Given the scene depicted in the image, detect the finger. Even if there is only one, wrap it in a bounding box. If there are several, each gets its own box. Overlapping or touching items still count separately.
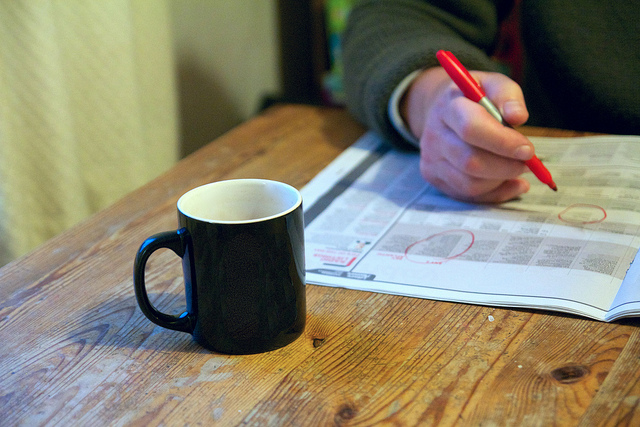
[444,96,534,161]
[426,175,531,204]
[465,179,530,204]
[436,124,530,180]
[480,72,529,127]
[428,172,530,203]
[420,154,530,202]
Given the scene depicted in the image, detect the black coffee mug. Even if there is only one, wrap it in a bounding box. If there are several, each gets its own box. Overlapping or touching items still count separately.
[133,179,306,354]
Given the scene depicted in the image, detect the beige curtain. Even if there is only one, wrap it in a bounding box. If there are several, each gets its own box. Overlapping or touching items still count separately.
[0,1,179,265]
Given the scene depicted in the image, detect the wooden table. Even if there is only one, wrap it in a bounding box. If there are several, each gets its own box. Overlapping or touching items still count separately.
[2,105,640,426]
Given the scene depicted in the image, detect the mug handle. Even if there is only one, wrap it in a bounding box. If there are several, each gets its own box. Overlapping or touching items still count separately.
[133,228,195,333]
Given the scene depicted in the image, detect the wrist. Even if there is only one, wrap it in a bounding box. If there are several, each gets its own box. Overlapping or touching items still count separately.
[388,70,422,147]
[402,67,453,139]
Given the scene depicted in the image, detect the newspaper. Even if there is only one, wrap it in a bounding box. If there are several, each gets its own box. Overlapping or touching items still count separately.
[302,132,640,322]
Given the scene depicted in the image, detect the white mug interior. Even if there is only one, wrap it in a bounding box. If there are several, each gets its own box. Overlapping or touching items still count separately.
[177,179,302,224]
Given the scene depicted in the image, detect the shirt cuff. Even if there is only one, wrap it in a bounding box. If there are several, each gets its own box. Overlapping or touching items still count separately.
[387,69,423,148]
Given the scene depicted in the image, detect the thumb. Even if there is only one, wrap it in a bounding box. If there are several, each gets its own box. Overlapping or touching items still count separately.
[501,99,529,127]
[480,72,529,127]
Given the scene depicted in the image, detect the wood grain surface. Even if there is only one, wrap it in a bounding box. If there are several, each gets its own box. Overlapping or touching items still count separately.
[1,105,640,426]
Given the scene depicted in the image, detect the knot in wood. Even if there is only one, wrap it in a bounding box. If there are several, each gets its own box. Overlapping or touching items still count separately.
[550,365,590,384]
[335,404,357,423]
[312,337,325,348]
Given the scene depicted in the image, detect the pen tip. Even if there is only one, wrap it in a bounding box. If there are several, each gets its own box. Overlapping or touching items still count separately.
[550,183,558,191]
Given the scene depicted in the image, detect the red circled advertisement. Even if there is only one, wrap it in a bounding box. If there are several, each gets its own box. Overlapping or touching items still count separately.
[404,229,475,265]
[558,203,607,225]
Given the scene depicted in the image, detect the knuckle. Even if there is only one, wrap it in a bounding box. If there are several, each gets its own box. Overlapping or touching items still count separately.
[421,128,439,149]
[460,154,483,176]
[419,159,437,182]
[449,98,478,134]
[456,119,474,141]
[458,179,487,199]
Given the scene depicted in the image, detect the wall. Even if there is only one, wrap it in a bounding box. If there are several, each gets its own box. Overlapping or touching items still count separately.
[170,1,282,157]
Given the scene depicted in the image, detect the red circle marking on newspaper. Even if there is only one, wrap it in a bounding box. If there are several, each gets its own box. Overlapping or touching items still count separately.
[558,203,607,225]
[404,229,475,264]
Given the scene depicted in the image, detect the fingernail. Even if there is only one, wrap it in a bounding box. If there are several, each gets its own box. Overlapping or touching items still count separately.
[502,100,526,117]
[518,179,531,194]
[514,145,533,160]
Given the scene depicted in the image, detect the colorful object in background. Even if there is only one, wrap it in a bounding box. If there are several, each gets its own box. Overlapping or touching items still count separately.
[322,0,353,105]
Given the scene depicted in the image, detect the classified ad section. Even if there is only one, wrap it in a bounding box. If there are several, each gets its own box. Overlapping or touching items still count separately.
[302,132,640,321]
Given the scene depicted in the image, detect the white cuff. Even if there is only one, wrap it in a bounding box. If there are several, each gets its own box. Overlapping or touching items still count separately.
[388,69,422,148]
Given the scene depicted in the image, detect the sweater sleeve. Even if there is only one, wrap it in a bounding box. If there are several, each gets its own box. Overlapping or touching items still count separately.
[342,0,512,149]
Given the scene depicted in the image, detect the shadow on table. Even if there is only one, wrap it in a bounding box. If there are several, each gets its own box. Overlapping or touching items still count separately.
[72,284,640,360]
[71,290,210,355]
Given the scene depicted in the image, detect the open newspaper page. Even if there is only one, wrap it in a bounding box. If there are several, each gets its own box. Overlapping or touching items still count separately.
[302,132,640,321]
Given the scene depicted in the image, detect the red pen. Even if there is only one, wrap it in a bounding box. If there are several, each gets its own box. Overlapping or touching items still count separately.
[436,50,557,191]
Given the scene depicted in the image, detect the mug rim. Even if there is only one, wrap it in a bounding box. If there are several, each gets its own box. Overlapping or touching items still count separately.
[177,179,302,225]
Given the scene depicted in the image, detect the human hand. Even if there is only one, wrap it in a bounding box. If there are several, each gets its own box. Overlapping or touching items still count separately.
[401,67,533,203]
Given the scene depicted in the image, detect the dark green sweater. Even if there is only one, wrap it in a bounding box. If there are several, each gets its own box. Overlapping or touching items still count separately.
[343,0,640,147]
